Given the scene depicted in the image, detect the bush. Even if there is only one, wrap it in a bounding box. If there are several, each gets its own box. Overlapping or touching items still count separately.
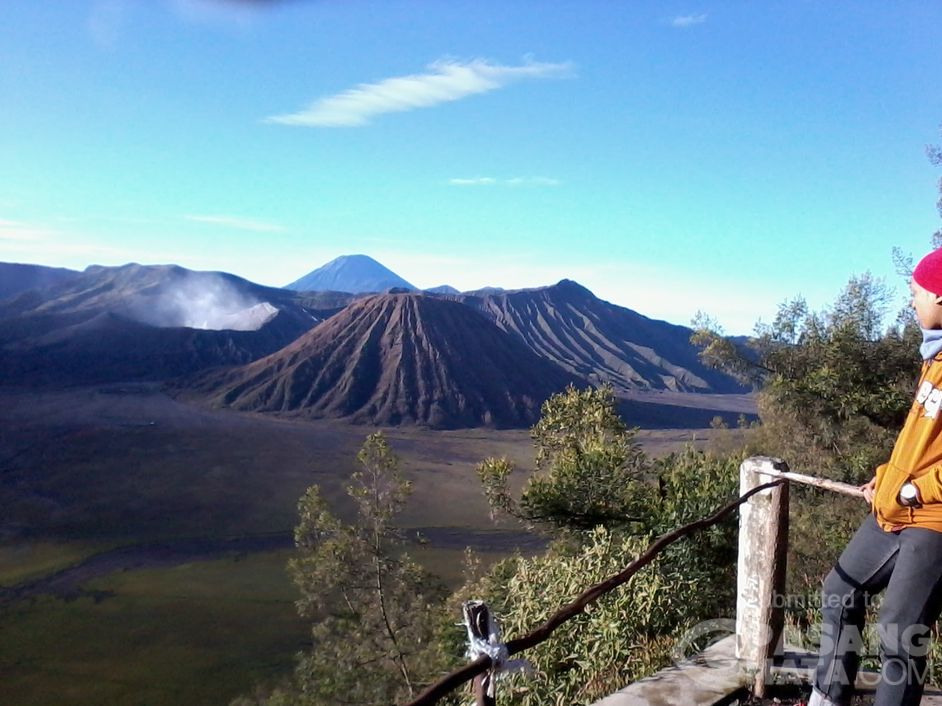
[444,447,743,705]
[693,274,920,482]
[448,529,687,705]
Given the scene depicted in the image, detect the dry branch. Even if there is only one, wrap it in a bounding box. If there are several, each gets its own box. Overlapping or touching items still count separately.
[757,467,863,497]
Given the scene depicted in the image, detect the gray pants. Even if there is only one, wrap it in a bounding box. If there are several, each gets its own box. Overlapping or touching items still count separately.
[812,514,942,706]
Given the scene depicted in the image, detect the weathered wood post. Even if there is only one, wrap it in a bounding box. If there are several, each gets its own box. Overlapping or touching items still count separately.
[737,456,790,697]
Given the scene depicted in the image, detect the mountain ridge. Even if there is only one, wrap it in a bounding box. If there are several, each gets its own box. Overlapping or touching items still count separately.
[192,292,577,428]
[0,262,81,301]
[0,263,322,385]
[0,257,750,427]
[451,279,744,395]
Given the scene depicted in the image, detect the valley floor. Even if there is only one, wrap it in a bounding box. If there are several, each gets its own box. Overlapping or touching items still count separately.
[0,384,752,706]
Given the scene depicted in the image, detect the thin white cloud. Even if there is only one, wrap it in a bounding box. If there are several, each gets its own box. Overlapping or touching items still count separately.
[184,214,286,233]
[0,219,52,241]
[671,13,708,28]
[448,176,560,187]
[0,219,186,265]
[267,58,574,127]
[448,178,498,187]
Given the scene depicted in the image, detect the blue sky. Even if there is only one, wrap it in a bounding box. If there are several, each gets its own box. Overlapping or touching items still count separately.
[1,1,940,333]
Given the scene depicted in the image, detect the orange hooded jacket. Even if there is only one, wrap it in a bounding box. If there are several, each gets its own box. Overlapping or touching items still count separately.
[873,356,942,532]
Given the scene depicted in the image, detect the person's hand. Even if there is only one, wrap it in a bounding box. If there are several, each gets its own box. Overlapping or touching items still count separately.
[860,476,876,505]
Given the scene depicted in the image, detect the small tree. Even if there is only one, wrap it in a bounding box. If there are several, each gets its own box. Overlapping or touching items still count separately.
[692,273,920,481]
[477,385,654,532]
[281,433,445,706]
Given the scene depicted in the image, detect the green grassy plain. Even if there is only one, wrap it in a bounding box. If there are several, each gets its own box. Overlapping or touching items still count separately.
[0,545,520,706]
[1,550,305,706]
[0,541,114,587]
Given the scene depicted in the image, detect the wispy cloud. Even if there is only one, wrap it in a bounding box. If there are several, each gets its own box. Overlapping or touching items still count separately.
[448,177,498,187]
[671,13,708,28]
[266,58,574,127]
[184,214,286,233]
[0,217,185,265]
[448,176,560,188]
[0,219,52,241]
[53,214,158,226]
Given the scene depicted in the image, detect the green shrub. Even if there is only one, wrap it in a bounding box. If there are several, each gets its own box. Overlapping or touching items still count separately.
[444,447,743,706]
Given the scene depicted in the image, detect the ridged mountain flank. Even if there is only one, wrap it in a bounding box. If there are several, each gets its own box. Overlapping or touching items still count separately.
[0,263,80,300]
[456,279,746,394]
[194,293,577,428]
[284,254,416,293]
[0,263,321,385]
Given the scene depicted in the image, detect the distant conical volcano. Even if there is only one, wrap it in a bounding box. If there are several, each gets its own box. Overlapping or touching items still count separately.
[284,254,416,293]
[194,292,576,428]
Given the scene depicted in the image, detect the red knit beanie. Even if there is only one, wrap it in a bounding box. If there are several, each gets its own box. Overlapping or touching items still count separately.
[913,249,942,296]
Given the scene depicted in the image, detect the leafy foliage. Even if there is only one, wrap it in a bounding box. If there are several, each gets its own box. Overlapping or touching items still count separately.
[647,447,742,609]
[251,433,446,706]
[452,448,742,706]
[477,385,652,531]
[452,529,679,706]
[693,273,921,481]
[463,383,745,704]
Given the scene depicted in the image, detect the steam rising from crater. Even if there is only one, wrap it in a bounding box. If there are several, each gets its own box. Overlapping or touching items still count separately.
[129,273,279,331]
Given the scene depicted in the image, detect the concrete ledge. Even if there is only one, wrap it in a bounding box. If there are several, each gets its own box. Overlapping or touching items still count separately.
[590,636,746,706]
[591,642,942,706]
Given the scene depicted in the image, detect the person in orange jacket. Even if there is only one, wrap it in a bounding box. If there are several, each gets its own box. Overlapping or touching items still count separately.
[811,248,942,706]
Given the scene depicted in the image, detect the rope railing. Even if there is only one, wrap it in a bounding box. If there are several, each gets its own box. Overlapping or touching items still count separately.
[401,477,787,706]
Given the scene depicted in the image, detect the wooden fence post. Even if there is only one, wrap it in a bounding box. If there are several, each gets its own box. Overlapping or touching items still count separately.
[464,601,498,706]
[736,456,790,697]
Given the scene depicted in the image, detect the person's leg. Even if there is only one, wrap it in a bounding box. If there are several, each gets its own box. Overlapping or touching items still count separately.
[873,526,942,706]
[810,515,900,706]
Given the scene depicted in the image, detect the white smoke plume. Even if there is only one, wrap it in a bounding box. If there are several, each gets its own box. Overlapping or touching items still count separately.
[128,272,278,331]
